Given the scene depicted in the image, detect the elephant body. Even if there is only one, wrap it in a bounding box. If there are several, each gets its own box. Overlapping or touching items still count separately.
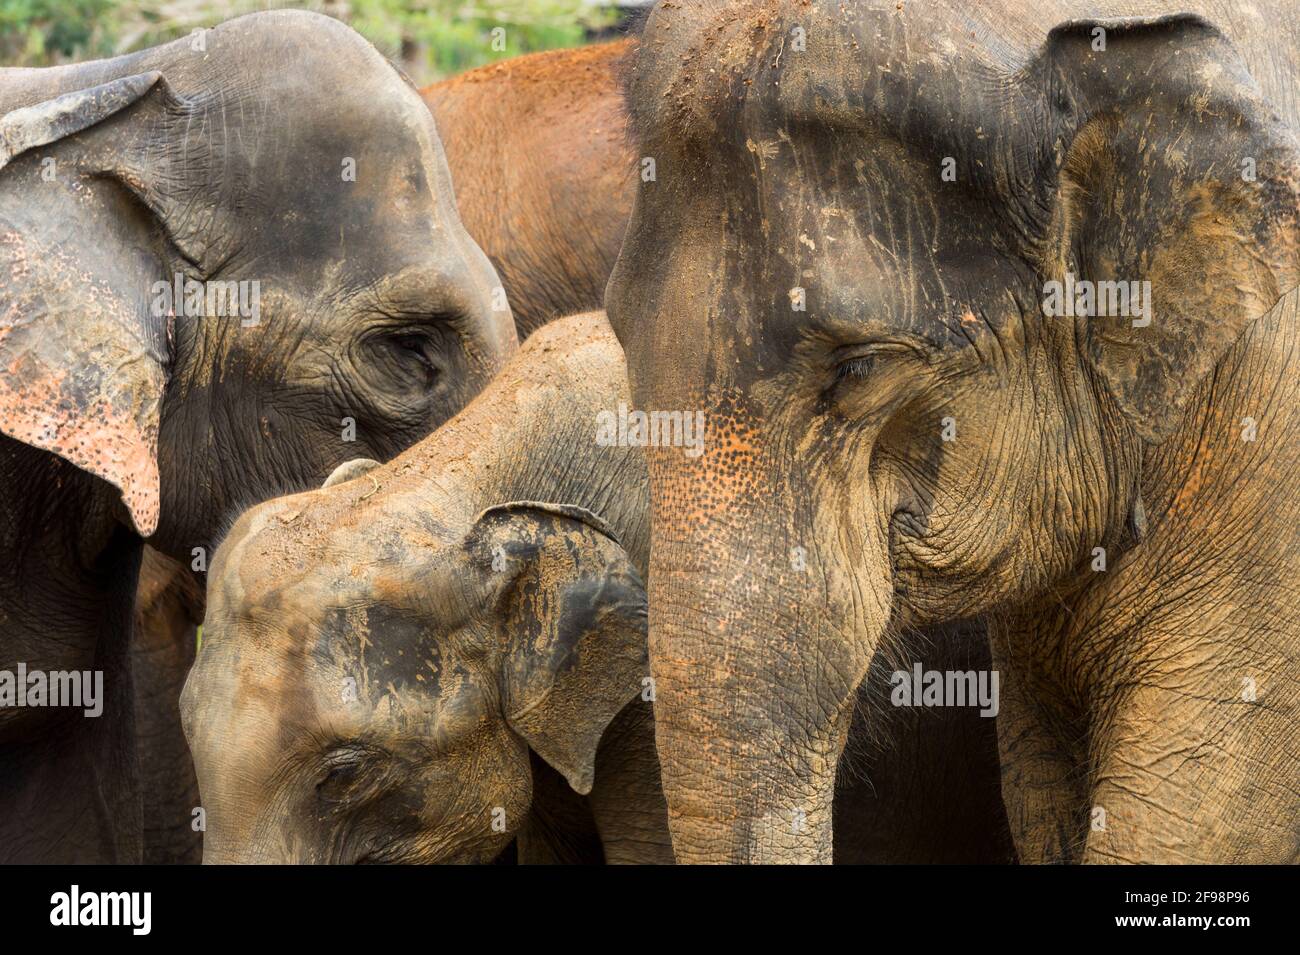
[423,39,637,337]
[0,11,515,862]
[606,0,1299,862]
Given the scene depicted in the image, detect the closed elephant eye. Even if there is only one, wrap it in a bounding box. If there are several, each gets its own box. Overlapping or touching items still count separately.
[315,742,379,803]
[827,341,933,420]
[319,760,359,790]
[386,332,442,386]
[832,341,928,386]
[358,323,451,394]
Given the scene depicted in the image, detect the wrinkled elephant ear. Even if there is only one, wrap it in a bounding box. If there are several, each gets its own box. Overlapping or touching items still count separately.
[0,73,184,535]
[466,502,648,795]
[1037,14,1300,442]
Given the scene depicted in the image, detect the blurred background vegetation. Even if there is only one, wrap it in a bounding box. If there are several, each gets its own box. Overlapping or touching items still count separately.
[0,1,639,83]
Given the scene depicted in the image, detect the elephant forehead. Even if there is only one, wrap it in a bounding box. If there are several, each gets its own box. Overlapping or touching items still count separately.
[625,184,1018,398]
[629,0,1034,154]
[624,8,1043,379]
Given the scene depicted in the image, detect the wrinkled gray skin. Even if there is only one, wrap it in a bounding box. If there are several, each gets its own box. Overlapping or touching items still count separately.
[0,11,515,862]
[608,0,1299,862]
[182,314,1013,864]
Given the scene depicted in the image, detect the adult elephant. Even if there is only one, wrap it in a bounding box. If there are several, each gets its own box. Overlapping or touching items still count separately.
[0,11,515,863]
[423,39,637,336]
[607,0,1299,863]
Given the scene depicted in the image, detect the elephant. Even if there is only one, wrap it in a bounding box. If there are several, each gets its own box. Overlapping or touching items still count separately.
[424,38,637,337]
[180,312,1014,863]
[605,0,1300,862]
[125,34,639,865]
[0,10,516,863]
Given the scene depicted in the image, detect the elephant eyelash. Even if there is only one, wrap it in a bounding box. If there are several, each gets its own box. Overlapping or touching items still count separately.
[835,355,877,382]
[318,761,360,791]
[392,334,435,366]
[316,743,375,785]
[833,341,928,385]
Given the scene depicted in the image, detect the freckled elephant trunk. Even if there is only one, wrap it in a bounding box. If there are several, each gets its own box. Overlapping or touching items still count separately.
[644,459,892,864]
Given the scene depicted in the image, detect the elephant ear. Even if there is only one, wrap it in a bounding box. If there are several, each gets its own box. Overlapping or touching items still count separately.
[0,72,192,535]
[1037,14,1300,443]
[466,502,648,795]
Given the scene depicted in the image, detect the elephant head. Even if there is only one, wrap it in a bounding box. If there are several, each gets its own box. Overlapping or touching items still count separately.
[605,0,1299,861]
[180,314,652,863]
[0,11,515,557]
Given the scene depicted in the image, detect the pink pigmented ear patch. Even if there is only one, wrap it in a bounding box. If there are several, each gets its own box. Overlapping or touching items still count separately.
[0,226,167,538]
[0,367,161,537]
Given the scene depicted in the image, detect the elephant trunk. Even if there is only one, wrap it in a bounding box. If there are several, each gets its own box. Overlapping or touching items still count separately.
[644,454,892,864]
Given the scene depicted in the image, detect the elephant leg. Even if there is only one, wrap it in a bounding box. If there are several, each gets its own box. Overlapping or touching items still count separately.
[988,616,1090,864]
[131,547,203,864]
[1083,652,1298,864]
[588,699,674,864]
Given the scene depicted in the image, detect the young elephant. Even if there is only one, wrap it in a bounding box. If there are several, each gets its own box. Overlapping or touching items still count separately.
[0,11,515,862]
[181,313,668,864]
[181,313,1013,864]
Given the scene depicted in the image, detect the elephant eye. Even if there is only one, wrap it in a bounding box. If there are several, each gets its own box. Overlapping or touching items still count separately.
[374,328,444,389]
[315,743,377,802]
[386,333,441,386]
[832,341,928,387]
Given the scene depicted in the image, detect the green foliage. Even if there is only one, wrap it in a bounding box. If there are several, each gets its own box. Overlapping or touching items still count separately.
[0,1,617,82]
[349,0,615,80]
[0,0,115,63]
